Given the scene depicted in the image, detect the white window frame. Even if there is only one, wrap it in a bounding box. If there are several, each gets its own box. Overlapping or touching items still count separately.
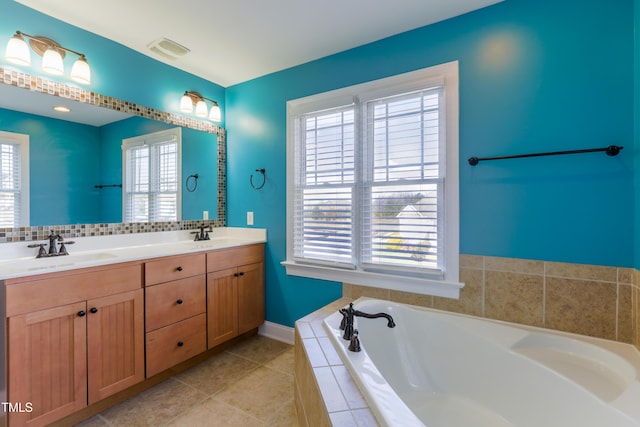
[283,61,462,298]
[0,131,30,227]
[122,127,182,222]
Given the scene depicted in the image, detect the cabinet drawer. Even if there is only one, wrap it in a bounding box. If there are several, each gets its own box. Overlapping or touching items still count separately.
[6,263,143,317]
[145,275,206,331]
[145,313,206,377]
[145,253,206,286]
[207,244,264,272]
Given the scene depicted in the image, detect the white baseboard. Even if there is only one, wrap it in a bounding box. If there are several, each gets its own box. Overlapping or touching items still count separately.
[258,321,295,345]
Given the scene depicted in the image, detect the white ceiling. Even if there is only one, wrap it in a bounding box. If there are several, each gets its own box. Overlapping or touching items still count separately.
[0,84,132,126]
[16,0,502,88]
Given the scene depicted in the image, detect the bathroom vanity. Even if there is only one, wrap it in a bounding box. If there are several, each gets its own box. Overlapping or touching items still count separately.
[0,228,266,427]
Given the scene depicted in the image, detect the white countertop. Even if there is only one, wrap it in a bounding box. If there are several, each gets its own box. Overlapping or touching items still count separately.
[0,227,267,280]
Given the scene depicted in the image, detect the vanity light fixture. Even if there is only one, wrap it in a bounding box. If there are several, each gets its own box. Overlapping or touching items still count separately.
[180,91,221,122]
[4,31,91,85]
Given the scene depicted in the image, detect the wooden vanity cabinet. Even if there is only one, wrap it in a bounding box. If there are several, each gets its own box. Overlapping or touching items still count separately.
[207,244,264,348]
[6,263,144,427]
[144,253,207,377]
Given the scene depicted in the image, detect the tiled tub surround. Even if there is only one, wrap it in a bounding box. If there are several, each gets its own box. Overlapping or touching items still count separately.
[345,255,640,349]
[296,256,640,426]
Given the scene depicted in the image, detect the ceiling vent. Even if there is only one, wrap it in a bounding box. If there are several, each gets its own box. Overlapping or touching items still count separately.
[146,38,190,60]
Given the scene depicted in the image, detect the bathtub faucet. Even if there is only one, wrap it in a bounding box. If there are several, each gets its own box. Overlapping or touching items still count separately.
[339,302,396,342]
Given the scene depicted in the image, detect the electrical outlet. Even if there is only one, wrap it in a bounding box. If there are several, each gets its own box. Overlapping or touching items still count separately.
[247,211,254,226]
[203,210,209,220]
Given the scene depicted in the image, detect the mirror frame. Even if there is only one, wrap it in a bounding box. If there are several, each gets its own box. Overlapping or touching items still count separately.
[0,67,226,243]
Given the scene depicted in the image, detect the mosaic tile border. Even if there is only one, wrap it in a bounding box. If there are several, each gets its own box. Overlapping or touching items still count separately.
[0,69,227,242]
[0,68,225,136]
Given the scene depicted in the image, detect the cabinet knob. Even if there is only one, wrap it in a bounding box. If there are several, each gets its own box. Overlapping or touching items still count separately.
[238,272,245,276]
[90,307,98,314]
[176,266,183,272]
[177,341,184,347]
[176,299,183,305]
[77,310,86,317]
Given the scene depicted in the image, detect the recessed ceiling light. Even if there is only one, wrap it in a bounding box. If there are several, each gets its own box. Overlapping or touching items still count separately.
[53,105,71,113]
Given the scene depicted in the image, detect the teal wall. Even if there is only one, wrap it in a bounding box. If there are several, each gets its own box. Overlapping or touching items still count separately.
[226,0,636,326]
[0,0,225,125]
[1,0,638,328]
[0,107,102,225]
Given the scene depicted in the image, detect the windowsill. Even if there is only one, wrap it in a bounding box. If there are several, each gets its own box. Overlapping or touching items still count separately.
[281,260,464,299]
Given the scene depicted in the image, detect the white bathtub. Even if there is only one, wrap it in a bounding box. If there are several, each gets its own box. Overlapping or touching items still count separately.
[323,298,640,427]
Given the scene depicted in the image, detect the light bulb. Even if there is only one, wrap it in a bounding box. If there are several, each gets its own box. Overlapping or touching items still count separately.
[70,56,91,84]
[41,48,64,75]
[180,93,193,113]
[195,100,208,118]
[208,103,221,122]
[5,33,31,66]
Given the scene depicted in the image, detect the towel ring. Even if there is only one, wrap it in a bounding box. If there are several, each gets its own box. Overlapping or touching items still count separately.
[250,168,266,190]
[186,173,199,192]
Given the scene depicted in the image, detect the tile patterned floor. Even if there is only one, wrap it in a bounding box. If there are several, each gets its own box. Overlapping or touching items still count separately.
[76,336,299,427]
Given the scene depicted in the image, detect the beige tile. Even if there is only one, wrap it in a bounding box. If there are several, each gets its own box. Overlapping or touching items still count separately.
[484,271,543,327]
[546,261,617,282]
[618,268,634,285]
[343,283,353,298]
[175,351,259,395]
[264,346,295,376]
[100,378,207,426]
[73,415,109,427]
[350,285,390,300]
[459,254,483,269]
[227,335,291,365]
[216,366,294,421]
[545,277,617,340]
[433,267,483,316]
[167,397,264,427]
[618,284,633,343]
[485,256,544,275]
[389,290,433,308]
[267,399,300,426]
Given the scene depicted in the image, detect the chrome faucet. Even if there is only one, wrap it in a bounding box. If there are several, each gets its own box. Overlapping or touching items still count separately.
[191,225,211,241]
[27,231,75,258]
[339,302,396,352]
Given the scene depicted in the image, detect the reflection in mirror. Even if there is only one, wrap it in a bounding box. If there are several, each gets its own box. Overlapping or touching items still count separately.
[0,82,221,227]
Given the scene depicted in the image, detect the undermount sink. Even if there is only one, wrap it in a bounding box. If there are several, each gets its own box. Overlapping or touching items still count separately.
[25,252,118,271]
[182,237,242,249]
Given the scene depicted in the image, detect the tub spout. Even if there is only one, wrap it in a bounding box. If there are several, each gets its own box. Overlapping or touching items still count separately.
[339,302,396,341]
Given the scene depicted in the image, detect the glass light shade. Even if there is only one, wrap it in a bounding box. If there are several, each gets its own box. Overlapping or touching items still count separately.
[70,57,91,84]
[195,100,208,118]
[179,94,193,113]
[208,104,222,122]
[5,34,31,66]
[41,48,64,75]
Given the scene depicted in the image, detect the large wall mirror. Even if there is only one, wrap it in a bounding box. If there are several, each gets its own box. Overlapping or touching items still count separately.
[0,75,225,231]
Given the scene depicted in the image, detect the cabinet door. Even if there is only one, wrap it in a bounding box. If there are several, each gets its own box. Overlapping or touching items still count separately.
[86,289,145,404]
[8,302,87,427]
[207,268,238,348]
[238,262,265,334]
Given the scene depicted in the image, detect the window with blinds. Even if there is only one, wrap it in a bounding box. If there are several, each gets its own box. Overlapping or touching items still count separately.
[286,63,459,286]
[0,131,29,228]
[122,128,181,222]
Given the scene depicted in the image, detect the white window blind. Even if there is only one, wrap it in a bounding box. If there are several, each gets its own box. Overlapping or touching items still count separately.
[286,62,460,291]
[123,128,181,222]
[294,105,356,268]
[0,131,29,228]
[362,88,444,274]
